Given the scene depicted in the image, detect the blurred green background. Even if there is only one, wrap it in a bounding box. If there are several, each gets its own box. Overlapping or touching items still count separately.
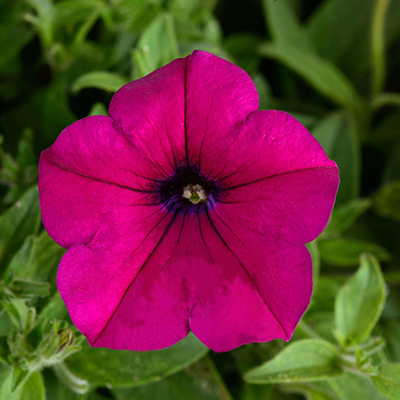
[1,0,400,399]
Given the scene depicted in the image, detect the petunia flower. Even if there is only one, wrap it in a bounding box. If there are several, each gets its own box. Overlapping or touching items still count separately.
[38,50,339,352]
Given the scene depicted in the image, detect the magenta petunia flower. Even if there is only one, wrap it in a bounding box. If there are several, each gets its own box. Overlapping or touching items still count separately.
[38,50,339,352]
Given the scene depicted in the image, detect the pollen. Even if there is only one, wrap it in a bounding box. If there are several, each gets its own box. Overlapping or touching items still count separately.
[182,183,208,204]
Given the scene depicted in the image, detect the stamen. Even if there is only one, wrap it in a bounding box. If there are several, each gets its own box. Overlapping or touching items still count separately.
[182,184,208,204]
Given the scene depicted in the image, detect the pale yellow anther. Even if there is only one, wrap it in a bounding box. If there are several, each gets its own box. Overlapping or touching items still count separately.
[182,184,208,204]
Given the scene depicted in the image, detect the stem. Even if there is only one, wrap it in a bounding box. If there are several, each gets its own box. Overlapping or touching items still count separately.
[296,320,323,340]
[371,92,400,110]
[326,270,400,285]
[371,0,392,96]
[52,362,89,395]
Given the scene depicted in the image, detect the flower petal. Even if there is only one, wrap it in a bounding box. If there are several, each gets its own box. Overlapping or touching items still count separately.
[208,110,338,186]
[197,206,313,351]
[57,209,186,349]
[83,210,305,352]
[39,115,161,248]
[109,58,187,170]
[219,167,339,244]
[185,50,259,166]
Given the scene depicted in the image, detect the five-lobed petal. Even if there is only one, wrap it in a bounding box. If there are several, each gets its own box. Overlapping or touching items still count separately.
[39,50,339,352]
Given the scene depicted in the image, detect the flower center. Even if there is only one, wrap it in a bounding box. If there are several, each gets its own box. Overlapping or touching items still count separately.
[157,165,219,214]
[182,183,208,204]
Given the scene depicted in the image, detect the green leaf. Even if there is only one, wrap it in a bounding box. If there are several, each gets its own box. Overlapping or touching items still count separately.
[262,0,313,50]
[335,254,386,344]
[0,364,9,389]
[39,292,69,321]
[252,73,273,110]
[132,13,179,79]
[372,363,400,400]
[10,365,29,393]
[244,339,342,384]
[1,77,76,141]
[71,71,129,94]
[88,102,108,116]
[0,24,33,71]
[306,240,320,294]
[0,186,40,269]
[42,368,84,400]
[282,384,336,400]
[0,312,13,337]
[318,238,390,266]
[312,111,360,204]
[9,280,49,298]
[306,0,400,83]
[0,370,44,400]
[6,230,65,287]
[54,0,105,25]
[383,141,400,183]
[305,0,374,64]
[26,230,65,283]
[311,371,389,400]
[52,362,89,395]
[65,332,208,388]
[113,356,233,400]
[373,181,400,221]
[326,199,371,234]
[25,0,55,49]
[4,300,28,329]
[257,43,362,112]
[167,0,218,25]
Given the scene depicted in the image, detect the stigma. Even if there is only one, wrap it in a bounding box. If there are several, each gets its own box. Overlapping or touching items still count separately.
[182,184,208,204]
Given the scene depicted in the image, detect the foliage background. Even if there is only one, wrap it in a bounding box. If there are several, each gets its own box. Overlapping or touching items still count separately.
[1,0,400,399]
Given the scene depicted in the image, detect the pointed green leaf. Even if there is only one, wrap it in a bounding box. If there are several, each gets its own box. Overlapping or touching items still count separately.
[132,13,179,78]
[257,43,362,112]
[326,199,371,234]
[372,363,400,400]
[113,357,233,400]
[10,366,29,393]
[88,102,108,116]
[373,181,400,221]
[306,240,320,294]
[252,73,273,110]
[71,71,129,94]
[10,280,50,298]
[25,0,55,49]
[0,370,44,400]
[306,0,400,82]
[167,0,218,24]
[0,24,33,71]
[4,300,28,329]
[312,112,360,204]
[6,230,65,286]
[54,0,105,25]
[65,332,207,388]
[311,371,388,400]
[335,254,386,343]
[0,186,40,269]
[262,0,313,50]
[244,339,342,384]
[319,238,390,266]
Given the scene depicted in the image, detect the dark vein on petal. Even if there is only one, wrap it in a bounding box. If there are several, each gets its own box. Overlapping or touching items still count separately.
[162,209,188,269]
[92,207,182,345]
[120,202,160,207]
[47,159,157,194]
[197,207,214,263]
[121,168,158,182]
[210,207,244,246]
[204,206,289,338]
[184,57,189,165]
[221,166,336,191]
